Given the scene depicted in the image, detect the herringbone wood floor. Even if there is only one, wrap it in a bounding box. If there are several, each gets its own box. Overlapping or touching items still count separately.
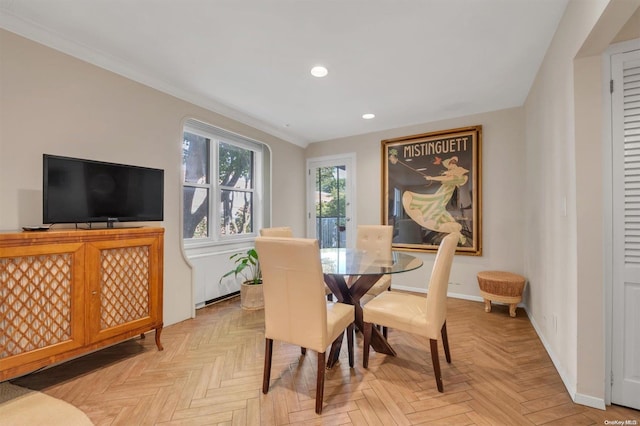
[11,296,640,425]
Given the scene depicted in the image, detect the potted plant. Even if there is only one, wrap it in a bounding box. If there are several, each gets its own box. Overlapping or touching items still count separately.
[220,248,263,310]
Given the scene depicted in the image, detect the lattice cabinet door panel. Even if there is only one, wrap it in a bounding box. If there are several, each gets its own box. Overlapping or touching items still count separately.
[85,236,163,345]
[0,243,85,378]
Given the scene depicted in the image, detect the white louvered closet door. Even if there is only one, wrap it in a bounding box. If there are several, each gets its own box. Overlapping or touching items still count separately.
[612,46,640,410]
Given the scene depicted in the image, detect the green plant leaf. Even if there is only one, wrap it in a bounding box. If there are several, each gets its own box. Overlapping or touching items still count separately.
[219,247,261,284]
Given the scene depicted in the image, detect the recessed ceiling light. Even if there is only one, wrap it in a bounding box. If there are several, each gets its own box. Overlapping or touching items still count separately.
[310,66,328,78]
[362,113,375,120]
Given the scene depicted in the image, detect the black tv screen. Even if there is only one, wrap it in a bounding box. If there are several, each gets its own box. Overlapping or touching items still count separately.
[43,154,164,226]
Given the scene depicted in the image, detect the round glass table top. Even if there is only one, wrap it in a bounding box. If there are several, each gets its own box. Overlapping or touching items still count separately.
[320,248,423,276]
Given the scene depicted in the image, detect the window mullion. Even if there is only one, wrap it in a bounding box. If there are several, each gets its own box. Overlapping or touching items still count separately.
[185,183,210,189]
[219,186,254,193]
[211,138,219,242]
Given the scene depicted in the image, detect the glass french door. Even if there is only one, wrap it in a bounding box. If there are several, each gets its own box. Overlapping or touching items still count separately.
[306,155,355,248]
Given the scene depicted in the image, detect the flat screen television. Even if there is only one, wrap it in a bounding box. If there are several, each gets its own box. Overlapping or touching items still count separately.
[43,154,164,227]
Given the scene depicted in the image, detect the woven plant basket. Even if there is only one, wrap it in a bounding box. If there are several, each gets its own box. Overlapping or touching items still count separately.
[240,281,264,310]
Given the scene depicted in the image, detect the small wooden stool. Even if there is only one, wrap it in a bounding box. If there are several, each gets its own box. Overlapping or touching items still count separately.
[477,271,526,317]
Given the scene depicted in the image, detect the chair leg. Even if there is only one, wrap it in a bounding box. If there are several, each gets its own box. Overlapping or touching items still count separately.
[347,323,355,368]
[263,338,273,394]
[441,321,451,363]
[429,339,443,392]
[316,352,326,414]
[301,347,307,355]
[384,285,392,339]
[363,322,373,368]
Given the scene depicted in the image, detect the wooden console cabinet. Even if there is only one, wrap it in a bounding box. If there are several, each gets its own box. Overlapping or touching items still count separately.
[0,227,163,381]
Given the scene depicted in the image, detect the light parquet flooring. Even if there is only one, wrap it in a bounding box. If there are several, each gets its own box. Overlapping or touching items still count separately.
[11,296,640,425]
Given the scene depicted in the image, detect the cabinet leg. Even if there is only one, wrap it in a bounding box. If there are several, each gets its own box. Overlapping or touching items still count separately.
[155,326,164,351]
[509,304,517,318]
[484,299,492,313]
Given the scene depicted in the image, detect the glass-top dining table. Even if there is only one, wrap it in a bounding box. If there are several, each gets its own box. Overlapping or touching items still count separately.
[320,248,424,368]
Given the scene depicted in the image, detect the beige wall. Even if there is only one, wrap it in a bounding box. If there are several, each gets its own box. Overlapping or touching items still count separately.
[575,1,640,405]
[0,29,306,326]
[524,0,639,407]
[306,107,526,299]
[575,53,606,404]
[523,0,606,404]
[611,3,640,43]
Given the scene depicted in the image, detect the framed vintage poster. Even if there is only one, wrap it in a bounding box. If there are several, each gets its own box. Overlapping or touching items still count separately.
[381,125,482,255]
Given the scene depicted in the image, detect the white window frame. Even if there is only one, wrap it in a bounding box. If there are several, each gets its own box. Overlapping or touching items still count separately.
[182,119,268,248]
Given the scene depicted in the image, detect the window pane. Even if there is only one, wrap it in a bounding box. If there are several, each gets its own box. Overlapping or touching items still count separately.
[183,187,209,238]
[183,132,209,184]
[218,142,253,189]
[219,190,253,235]
[315,166,347,248]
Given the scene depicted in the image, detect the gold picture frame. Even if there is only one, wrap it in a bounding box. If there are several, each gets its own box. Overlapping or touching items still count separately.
[382,125,482,255]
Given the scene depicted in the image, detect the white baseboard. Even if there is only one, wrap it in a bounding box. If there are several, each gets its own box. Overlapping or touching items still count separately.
[446,292,484,303]
[523,306,606,411]
[575,393,606,410]
[393,284,486,301]
[391,284,429,294]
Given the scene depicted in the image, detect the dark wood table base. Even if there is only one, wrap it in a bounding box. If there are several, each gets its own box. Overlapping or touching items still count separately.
[323,273,396,368]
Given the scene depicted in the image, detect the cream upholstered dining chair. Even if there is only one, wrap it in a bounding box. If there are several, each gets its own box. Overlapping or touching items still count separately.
[362,232,459,393]
[255,236,355,414]
[355,225,393,304]
[260,226,335,300]
[259,226,293,237]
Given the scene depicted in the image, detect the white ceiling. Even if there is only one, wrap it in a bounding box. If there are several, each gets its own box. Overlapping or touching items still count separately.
[0,0,568,147]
